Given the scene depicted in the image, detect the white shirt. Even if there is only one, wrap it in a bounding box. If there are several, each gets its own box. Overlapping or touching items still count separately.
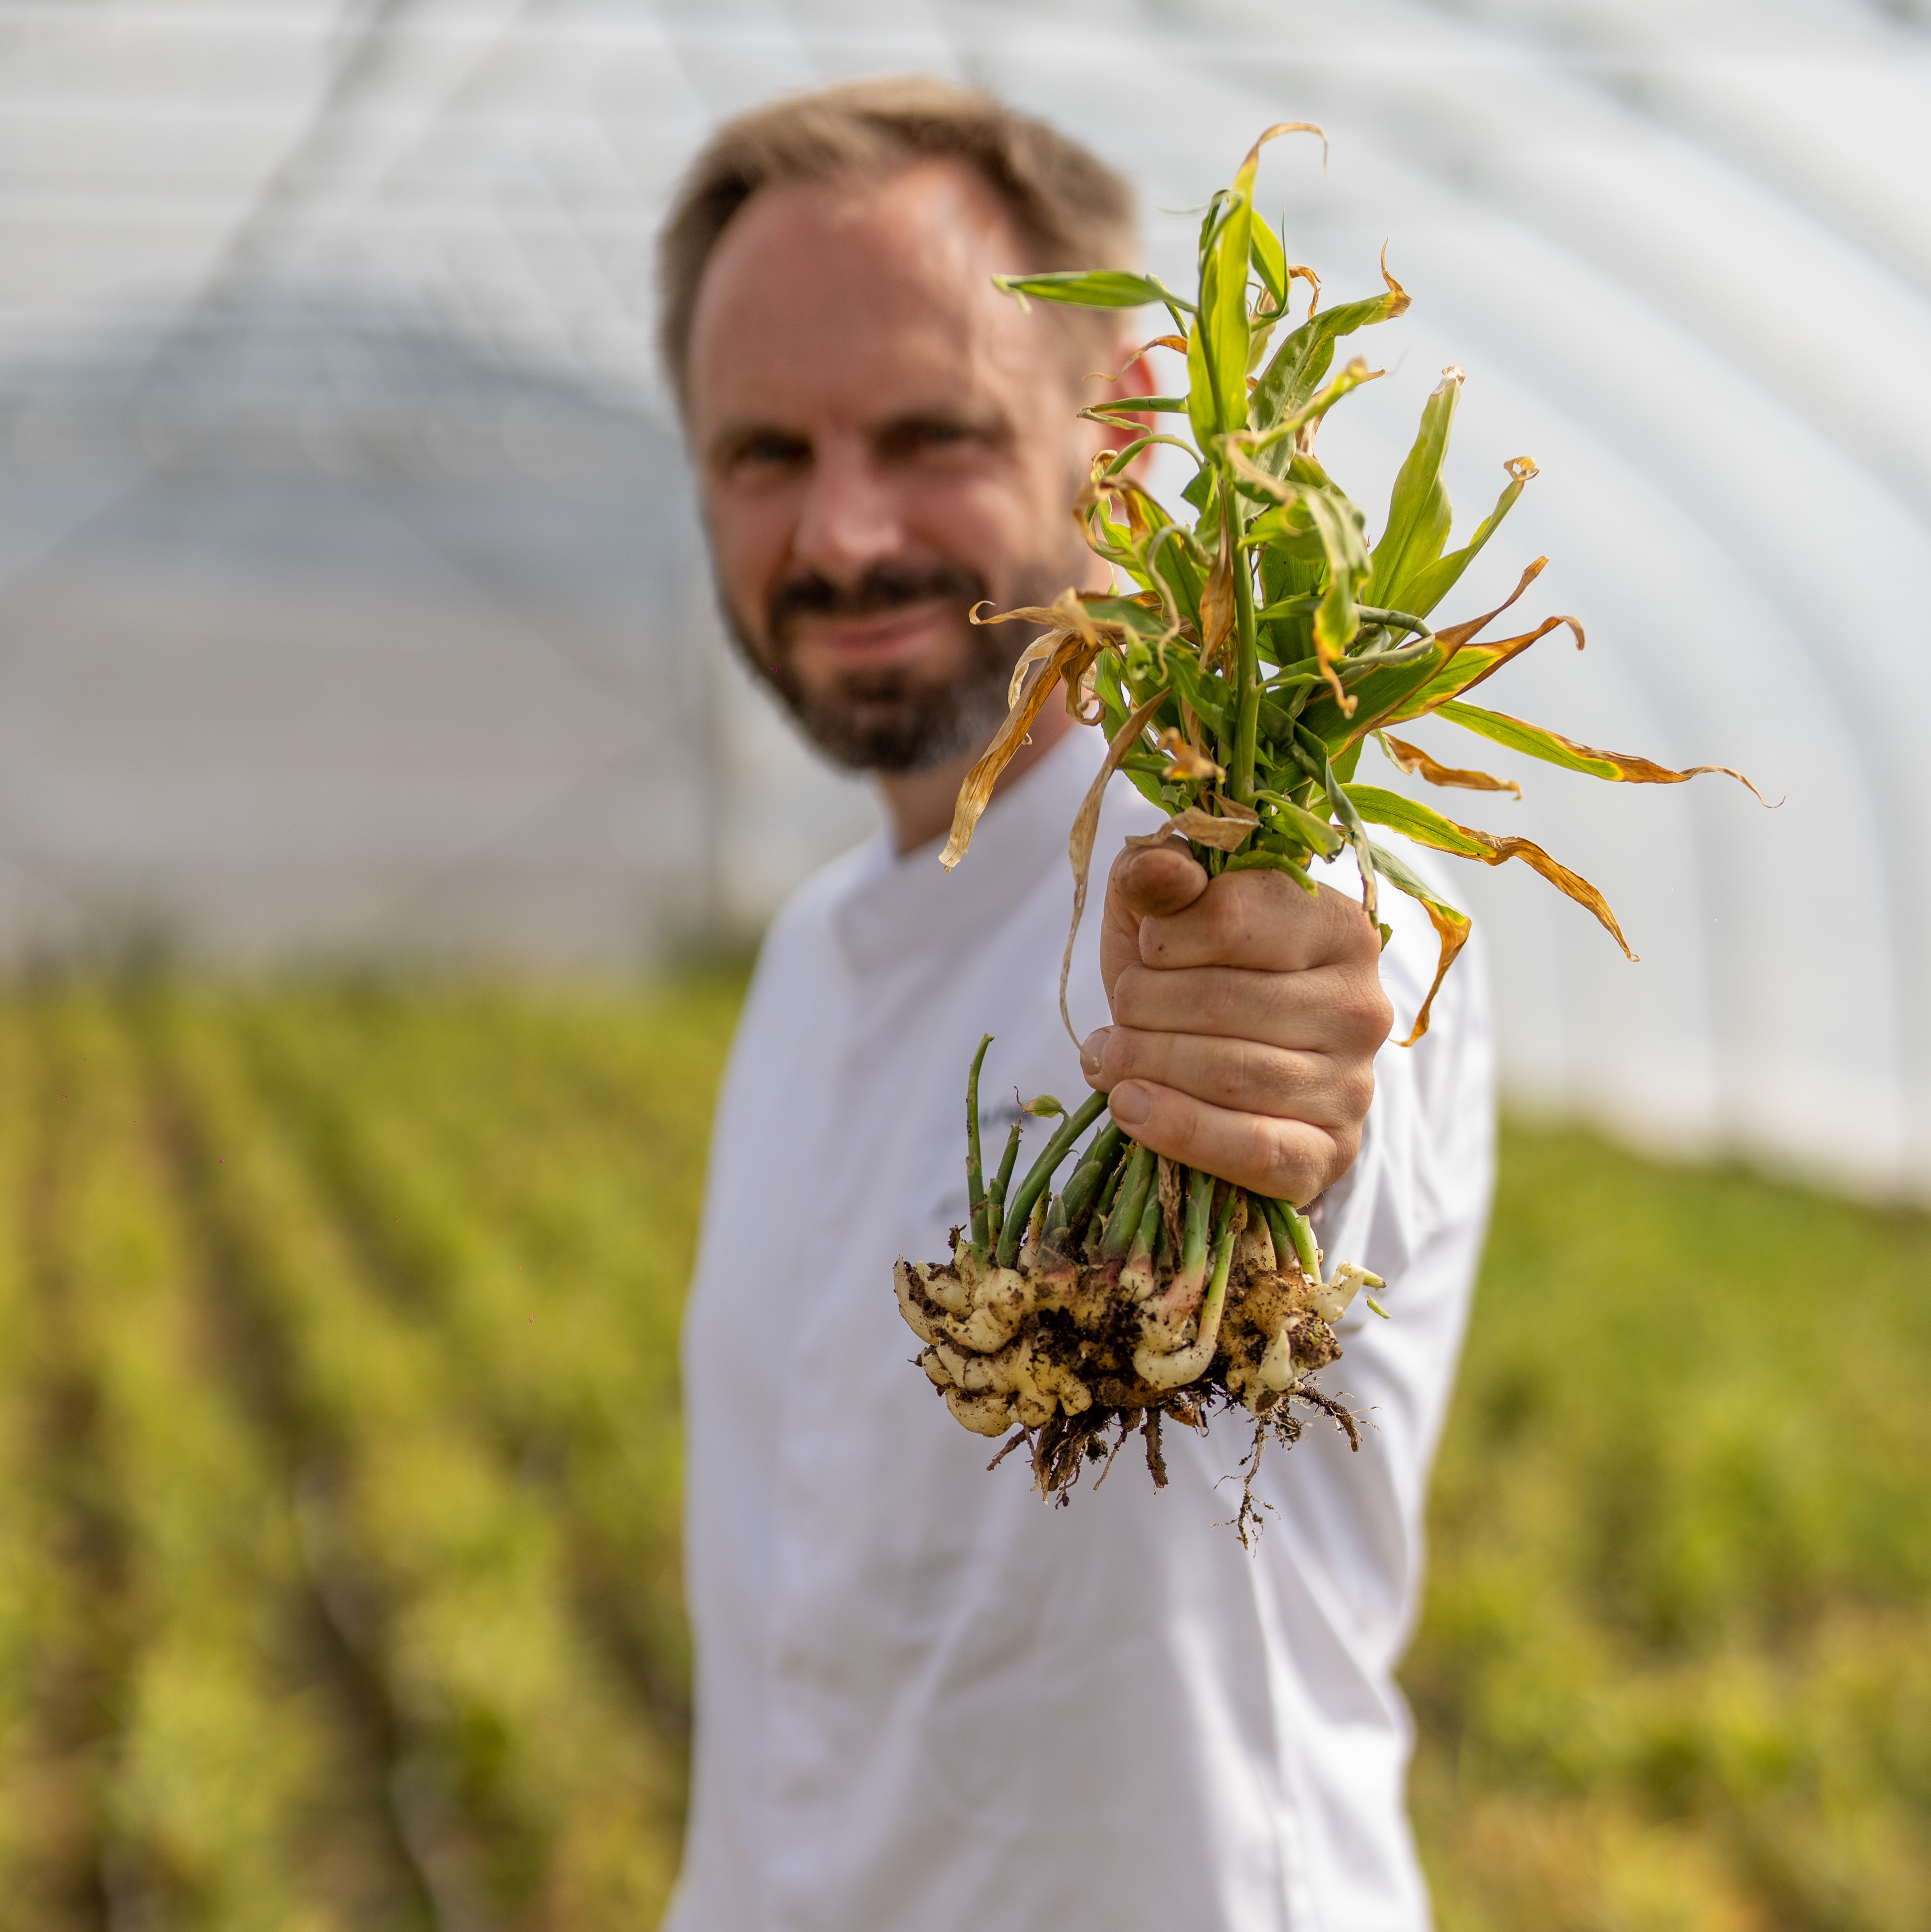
[668,723,1495,1932]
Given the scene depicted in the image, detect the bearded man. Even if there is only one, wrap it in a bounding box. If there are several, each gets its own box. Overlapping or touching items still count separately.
[660,76,1493,1932]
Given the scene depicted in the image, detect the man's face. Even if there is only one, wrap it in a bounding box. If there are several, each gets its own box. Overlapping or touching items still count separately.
[685,161,1110,772]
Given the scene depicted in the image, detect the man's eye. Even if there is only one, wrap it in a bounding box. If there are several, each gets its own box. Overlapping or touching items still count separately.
[881,420,977,463]
[733,434,809,473]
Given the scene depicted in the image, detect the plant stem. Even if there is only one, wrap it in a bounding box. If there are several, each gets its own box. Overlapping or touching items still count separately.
[995,1088,1109,1268]
[1128,1189,1160,1268]
[1263,1196,1321,1280]
[966,1035,997,1259]
[1084,1153,1129,1258]
[965,1034,993,1258]
[1181,1166,1215,1287]
[1228,486,1261,806]
[985,1118,1023,1247]
[1099,1141,1157,1263]
[1060,1121,1126,1233]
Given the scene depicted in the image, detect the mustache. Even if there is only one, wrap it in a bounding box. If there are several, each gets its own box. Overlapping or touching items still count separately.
[766,560,989,640]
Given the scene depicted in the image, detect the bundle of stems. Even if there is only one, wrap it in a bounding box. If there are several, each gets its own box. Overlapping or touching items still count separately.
[895,125,1759,1524]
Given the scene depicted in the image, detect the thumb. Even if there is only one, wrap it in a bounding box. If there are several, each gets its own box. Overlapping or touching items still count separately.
[1108,835,1208,924]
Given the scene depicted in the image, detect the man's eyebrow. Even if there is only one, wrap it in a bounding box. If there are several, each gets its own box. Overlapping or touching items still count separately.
[872,404,1012,450]
[707,419,809,466]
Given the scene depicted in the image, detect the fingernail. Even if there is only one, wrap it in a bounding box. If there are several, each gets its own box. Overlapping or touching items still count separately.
[1080,1027,1112,1077]
[1110,1081,1151,1127]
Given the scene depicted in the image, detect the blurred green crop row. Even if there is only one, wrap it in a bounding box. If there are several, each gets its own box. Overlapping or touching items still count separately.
[1410,1122,1931,1931]
[0,973,1922,1931]
[0,975,738,1931]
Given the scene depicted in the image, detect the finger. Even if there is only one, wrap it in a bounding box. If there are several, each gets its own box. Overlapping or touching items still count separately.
[1108,838,1208,923]
[1137,870,1381,974]
[1107,961,1394,1055]
[1083,1023,1374,1131]
[1106,1078,1357,1205]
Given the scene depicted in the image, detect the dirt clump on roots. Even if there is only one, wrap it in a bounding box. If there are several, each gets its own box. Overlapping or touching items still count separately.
[895,1167,1374,1541]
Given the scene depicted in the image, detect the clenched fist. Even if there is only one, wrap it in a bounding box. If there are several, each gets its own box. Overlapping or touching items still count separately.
[1080,837,1394,1206]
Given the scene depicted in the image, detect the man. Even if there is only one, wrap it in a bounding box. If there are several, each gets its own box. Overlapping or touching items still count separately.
[663,77,1493,1932]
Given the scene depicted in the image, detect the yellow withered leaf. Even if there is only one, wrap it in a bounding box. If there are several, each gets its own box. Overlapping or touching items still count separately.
[1403,897,1473,1045]
[942,629,1094,872]
[1483,832,1638,960]
[1432,556,1551,652]
[1153,800,1260,851]
[1378,731,1522,799]
[1348,785,1638,961]
[1157,727,1223,782]
[1088,333,1190,384]
[1199,528,1236,659]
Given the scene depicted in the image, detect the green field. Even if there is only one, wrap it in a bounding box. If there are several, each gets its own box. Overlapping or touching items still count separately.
[0,976,1921,1931]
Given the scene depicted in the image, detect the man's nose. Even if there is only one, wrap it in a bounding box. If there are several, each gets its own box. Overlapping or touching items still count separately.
[789,443,907,581]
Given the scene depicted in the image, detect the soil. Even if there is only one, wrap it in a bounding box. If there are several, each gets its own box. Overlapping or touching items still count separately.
[894,1227,1362,1541]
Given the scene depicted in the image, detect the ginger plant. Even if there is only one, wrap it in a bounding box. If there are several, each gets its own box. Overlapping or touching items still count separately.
[893,125,1760,1524]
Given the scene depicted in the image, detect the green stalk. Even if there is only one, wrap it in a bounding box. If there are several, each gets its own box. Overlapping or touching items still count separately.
[1227,487,1262,807]
[1083,1153,1130,1258]
[1098,1141,1157,1263]
[995,1089,1109,1268]
[1263,1196,1321,1280]
[1195,1219,1238,1356]
[1128,1189,1160,1268]
[965,1034,993,1258]
[1181,1167,1216,1288]
[1060,1121,1126,1232]
[984,1119,1023,1248]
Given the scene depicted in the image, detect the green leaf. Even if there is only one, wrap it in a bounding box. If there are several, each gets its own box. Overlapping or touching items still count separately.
[1248,258,1410,447]
[992,270,1188,311]
[1437,702,1768,799]
[1085,396,1190,415]
[1257,790,1345,858]
[1251,214,1289,313]
[1299,484,1371,664]
[1392,458,1538,618]
[1344,784,1491,857]
[1207,189,1259,435]
[1164,650,1235,742]
[1292,727,1377,921]
[1363,369,1460,608]
[1187,318,1220,453]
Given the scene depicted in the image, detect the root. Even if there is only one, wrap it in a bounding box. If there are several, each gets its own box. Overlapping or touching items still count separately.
[1143,1408,1168,1489]
[1294,1382,1363,1452]
[897,1179,1371,1537]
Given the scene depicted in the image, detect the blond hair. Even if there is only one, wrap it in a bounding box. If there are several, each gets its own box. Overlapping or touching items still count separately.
[657,75,1138,405]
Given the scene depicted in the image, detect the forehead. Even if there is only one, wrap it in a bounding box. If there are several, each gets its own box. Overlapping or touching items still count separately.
[685,160,1068,433]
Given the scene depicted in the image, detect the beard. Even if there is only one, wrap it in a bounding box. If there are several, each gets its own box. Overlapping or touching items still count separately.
[722,555,1075,775]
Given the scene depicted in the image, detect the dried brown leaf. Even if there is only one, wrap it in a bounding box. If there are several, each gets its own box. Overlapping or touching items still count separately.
[1157,727,1223,782]
[1059,688,1171,1040]
[1431,556,1551,653]
[1378,731,1522,799]
[1200,528,1236,658]
[1481,833,1639,960]
[942,630,1091,872]
[1400,896,1473,1046]
[1161,801,1259,851]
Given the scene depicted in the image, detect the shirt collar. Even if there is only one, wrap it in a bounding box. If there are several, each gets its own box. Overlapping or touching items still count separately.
[831,724,1105,975]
